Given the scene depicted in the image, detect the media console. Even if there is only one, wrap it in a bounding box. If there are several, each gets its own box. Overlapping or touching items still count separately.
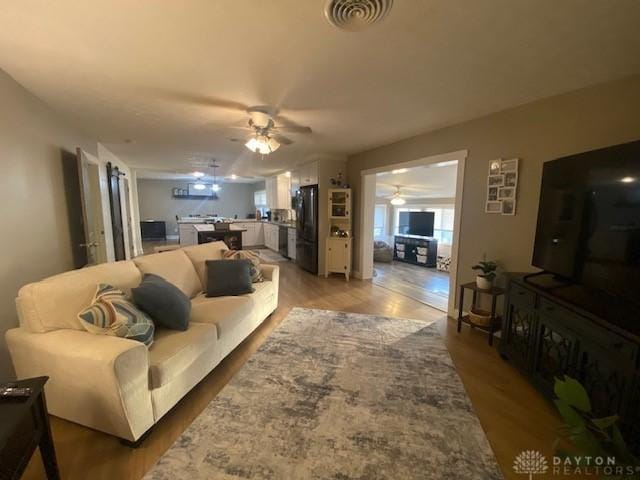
[500,274,640,454]
[393,234,437,268]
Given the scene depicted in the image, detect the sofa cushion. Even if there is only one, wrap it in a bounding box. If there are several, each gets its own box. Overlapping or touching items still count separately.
[205,259,254,297]
[148,323,218,388]
[78,284,155,346]
[133,250,202,299]
[132,274,191,331]
[222,250,264,283]
[16,260,141,333]
[182,241,229,288]
[190,294,254,335]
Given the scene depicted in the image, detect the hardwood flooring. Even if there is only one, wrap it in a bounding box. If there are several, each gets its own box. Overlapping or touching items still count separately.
[372,260,449,311]
[22,260,561,480]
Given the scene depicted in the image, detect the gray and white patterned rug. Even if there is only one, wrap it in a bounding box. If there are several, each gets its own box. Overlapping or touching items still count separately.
[145,308,502,480]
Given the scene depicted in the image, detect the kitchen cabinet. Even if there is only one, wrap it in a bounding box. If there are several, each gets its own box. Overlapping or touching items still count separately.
[295,162,318,187]
[231,222,265,247]
[266,174,291,209]
[288,228,296,260]
[178,224,198,247]
[264,223,279,251]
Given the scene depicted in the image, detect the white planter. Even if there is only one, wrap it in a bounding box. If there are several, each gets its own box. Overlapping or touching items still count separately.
[476,275,493,290]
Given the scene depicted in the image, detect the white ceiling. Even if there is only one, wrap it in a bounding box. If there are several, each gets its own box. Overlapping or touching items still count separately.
[1,1,639,178]
[376,162,458,199]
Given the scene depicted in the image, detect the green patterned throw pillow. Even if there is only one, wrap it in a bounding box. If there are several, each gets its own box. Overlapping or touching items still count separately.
[222,250,264,283]
[78,284,155,346]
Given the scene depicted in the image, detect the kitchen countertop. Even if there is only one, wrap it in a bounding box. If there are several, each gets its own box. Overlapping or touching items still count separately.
[177,218,296,229]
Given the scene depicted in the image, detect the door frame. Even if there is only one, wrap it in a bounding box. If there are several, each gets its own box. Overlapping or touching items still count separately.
[358,149,467,317]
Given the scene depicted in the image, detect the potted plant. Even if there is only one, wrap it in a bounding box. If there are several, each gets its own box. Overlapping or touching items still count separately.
[472,260,498,289]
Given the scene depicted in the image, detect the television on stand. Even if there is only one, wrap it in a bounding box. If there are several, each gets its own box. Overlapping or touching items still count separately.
[530,139,640,327]
[398,211,435,237]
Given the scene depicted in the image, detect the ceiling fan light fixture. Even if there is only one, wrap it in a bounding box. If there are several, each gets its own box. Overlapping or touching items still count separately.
[211,183,220,192]
[390,185,406,205]
[245,135,279,155]
[193,182,206,191]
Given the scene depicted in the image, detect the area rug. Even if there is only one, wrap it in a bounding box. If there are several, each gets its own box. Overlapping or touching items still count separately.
[254,248,289,263]
[145,308,502,480]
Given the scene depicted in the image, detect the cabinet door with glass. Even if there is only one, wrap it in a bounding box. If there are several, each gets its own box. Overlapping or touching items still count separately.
[329,189,351,219]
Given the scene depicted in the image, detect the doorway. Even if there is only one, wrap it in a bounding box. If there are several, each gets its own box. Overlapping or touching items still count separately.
[77,148,108,266]
[358,150,466,316]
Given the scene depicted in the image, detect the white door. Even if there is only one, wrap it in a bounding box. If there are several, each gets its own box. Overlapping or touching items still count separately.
[77,149,108,265]
[121,177,135,258]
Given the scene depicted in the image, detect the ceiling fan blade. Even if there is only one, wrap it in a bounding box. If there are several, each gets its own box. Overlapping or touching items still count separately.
[273,114,313,134]
[150,89,249,111]
[272,134,294,145]
[274,125,312,134]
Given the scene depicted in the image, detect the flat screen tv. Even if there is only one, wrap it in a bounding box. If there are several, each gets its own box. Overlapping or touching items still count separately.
[399,211,434,237]
[532,139,640,320]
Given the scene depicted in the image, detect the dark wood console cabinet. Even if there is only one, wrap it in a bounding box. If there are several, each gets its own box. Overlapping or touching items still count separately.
[501,275,640,453]
[393,235,437,268]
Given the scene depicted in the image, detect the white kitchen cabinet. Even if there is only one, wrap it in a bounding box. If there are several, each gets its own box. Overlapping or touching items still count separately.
[265,174,291,209]
[255,222,265,245]
[297,162,318,187]
[178,224,198,247]
[287,228,296,260]
[263,223,279,251]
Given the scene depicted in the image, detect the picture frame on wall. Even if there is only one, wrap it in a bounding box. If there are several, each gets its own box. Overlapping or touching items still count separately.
[488,159,502,175]
[488,174,505,187]
[502,199,516,215]
[487,186,499,201]
[504,171,518,187]
[485,201,502,214]
[498,187,515,199]
[501,158,519,173]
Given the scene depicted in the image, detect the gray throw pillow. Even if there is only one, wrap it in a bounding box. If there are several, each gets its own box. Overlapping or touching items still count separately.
[206,259,255,297]
[132,274,191,331]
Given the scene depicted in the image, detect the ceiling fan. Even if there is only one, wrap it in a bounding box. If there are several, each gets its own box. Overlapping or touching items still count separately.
[232,106,312,155]
[389,185,406,206]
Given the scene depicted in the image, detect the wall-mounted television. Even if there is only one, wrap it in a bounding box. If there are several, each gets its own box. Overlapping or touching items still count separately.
[532,139,640,319]
[399,211,434,237]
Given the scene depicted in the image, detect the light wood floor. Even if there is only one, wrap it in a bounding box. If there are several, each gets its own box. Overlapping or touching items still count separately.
[23,260,561,480]
[373,261,450,311]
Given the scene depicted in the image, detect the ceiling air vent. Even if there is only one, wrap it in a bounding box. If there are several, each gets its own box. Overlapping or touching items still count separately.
[324,0,393,31]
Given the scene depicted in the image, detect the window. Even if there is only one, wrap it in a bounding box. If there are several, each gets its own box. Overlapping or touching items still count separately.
[374,205,387,238]
[394,205,455,245]
[254,190,267,207]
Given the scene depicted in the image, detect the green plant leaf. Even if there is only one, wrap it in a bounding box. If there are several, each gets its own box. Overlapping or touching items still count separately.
[591,415,619,430]
[554,399,586,429]
[554,376,592,412]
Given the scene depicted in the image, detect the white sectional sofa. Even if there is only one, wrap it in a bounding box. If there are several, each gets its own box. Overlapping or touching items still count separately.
[5,242,279,442]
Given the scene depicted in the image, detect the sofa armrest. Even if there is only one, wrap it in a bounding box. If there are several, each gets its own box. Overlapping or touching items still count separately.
[259,264,279,283]
[259,264,279,308]
[5,328,154,441]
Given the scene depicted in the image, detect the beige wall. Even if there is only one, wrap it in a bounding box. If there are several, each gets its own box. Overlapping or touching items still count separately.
[0,69,96,378]
[137,179,259,236]
[348,75,640,305]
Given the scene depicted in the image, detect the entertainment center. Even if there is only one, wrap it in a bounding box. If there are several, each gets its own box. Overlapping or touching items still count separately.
[499,139,640,454]
[393,211,438,268]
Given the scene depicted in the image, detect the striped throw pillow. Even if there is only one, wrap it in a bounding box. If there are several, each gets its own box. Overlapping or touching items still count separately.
[78,284,155,346]
[222,250,264,283]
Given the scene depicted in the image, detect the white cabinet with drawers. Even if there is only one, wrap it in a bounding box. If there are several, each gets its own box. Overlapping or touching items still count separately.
[287,228,296,260]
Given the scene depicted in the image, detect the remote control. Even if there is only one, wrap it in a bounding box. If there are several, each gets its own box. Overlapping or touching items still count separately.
[0,386,32,398]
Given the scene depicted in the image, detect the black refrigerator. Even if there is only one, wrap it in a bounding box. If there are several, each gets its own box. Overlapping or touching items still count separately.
[295,185,319,274]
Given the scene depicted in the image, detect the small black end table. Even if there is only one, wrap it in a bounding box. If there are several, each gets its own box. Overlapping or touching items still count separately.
[0,376,60,480]
[457,282,505,346]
